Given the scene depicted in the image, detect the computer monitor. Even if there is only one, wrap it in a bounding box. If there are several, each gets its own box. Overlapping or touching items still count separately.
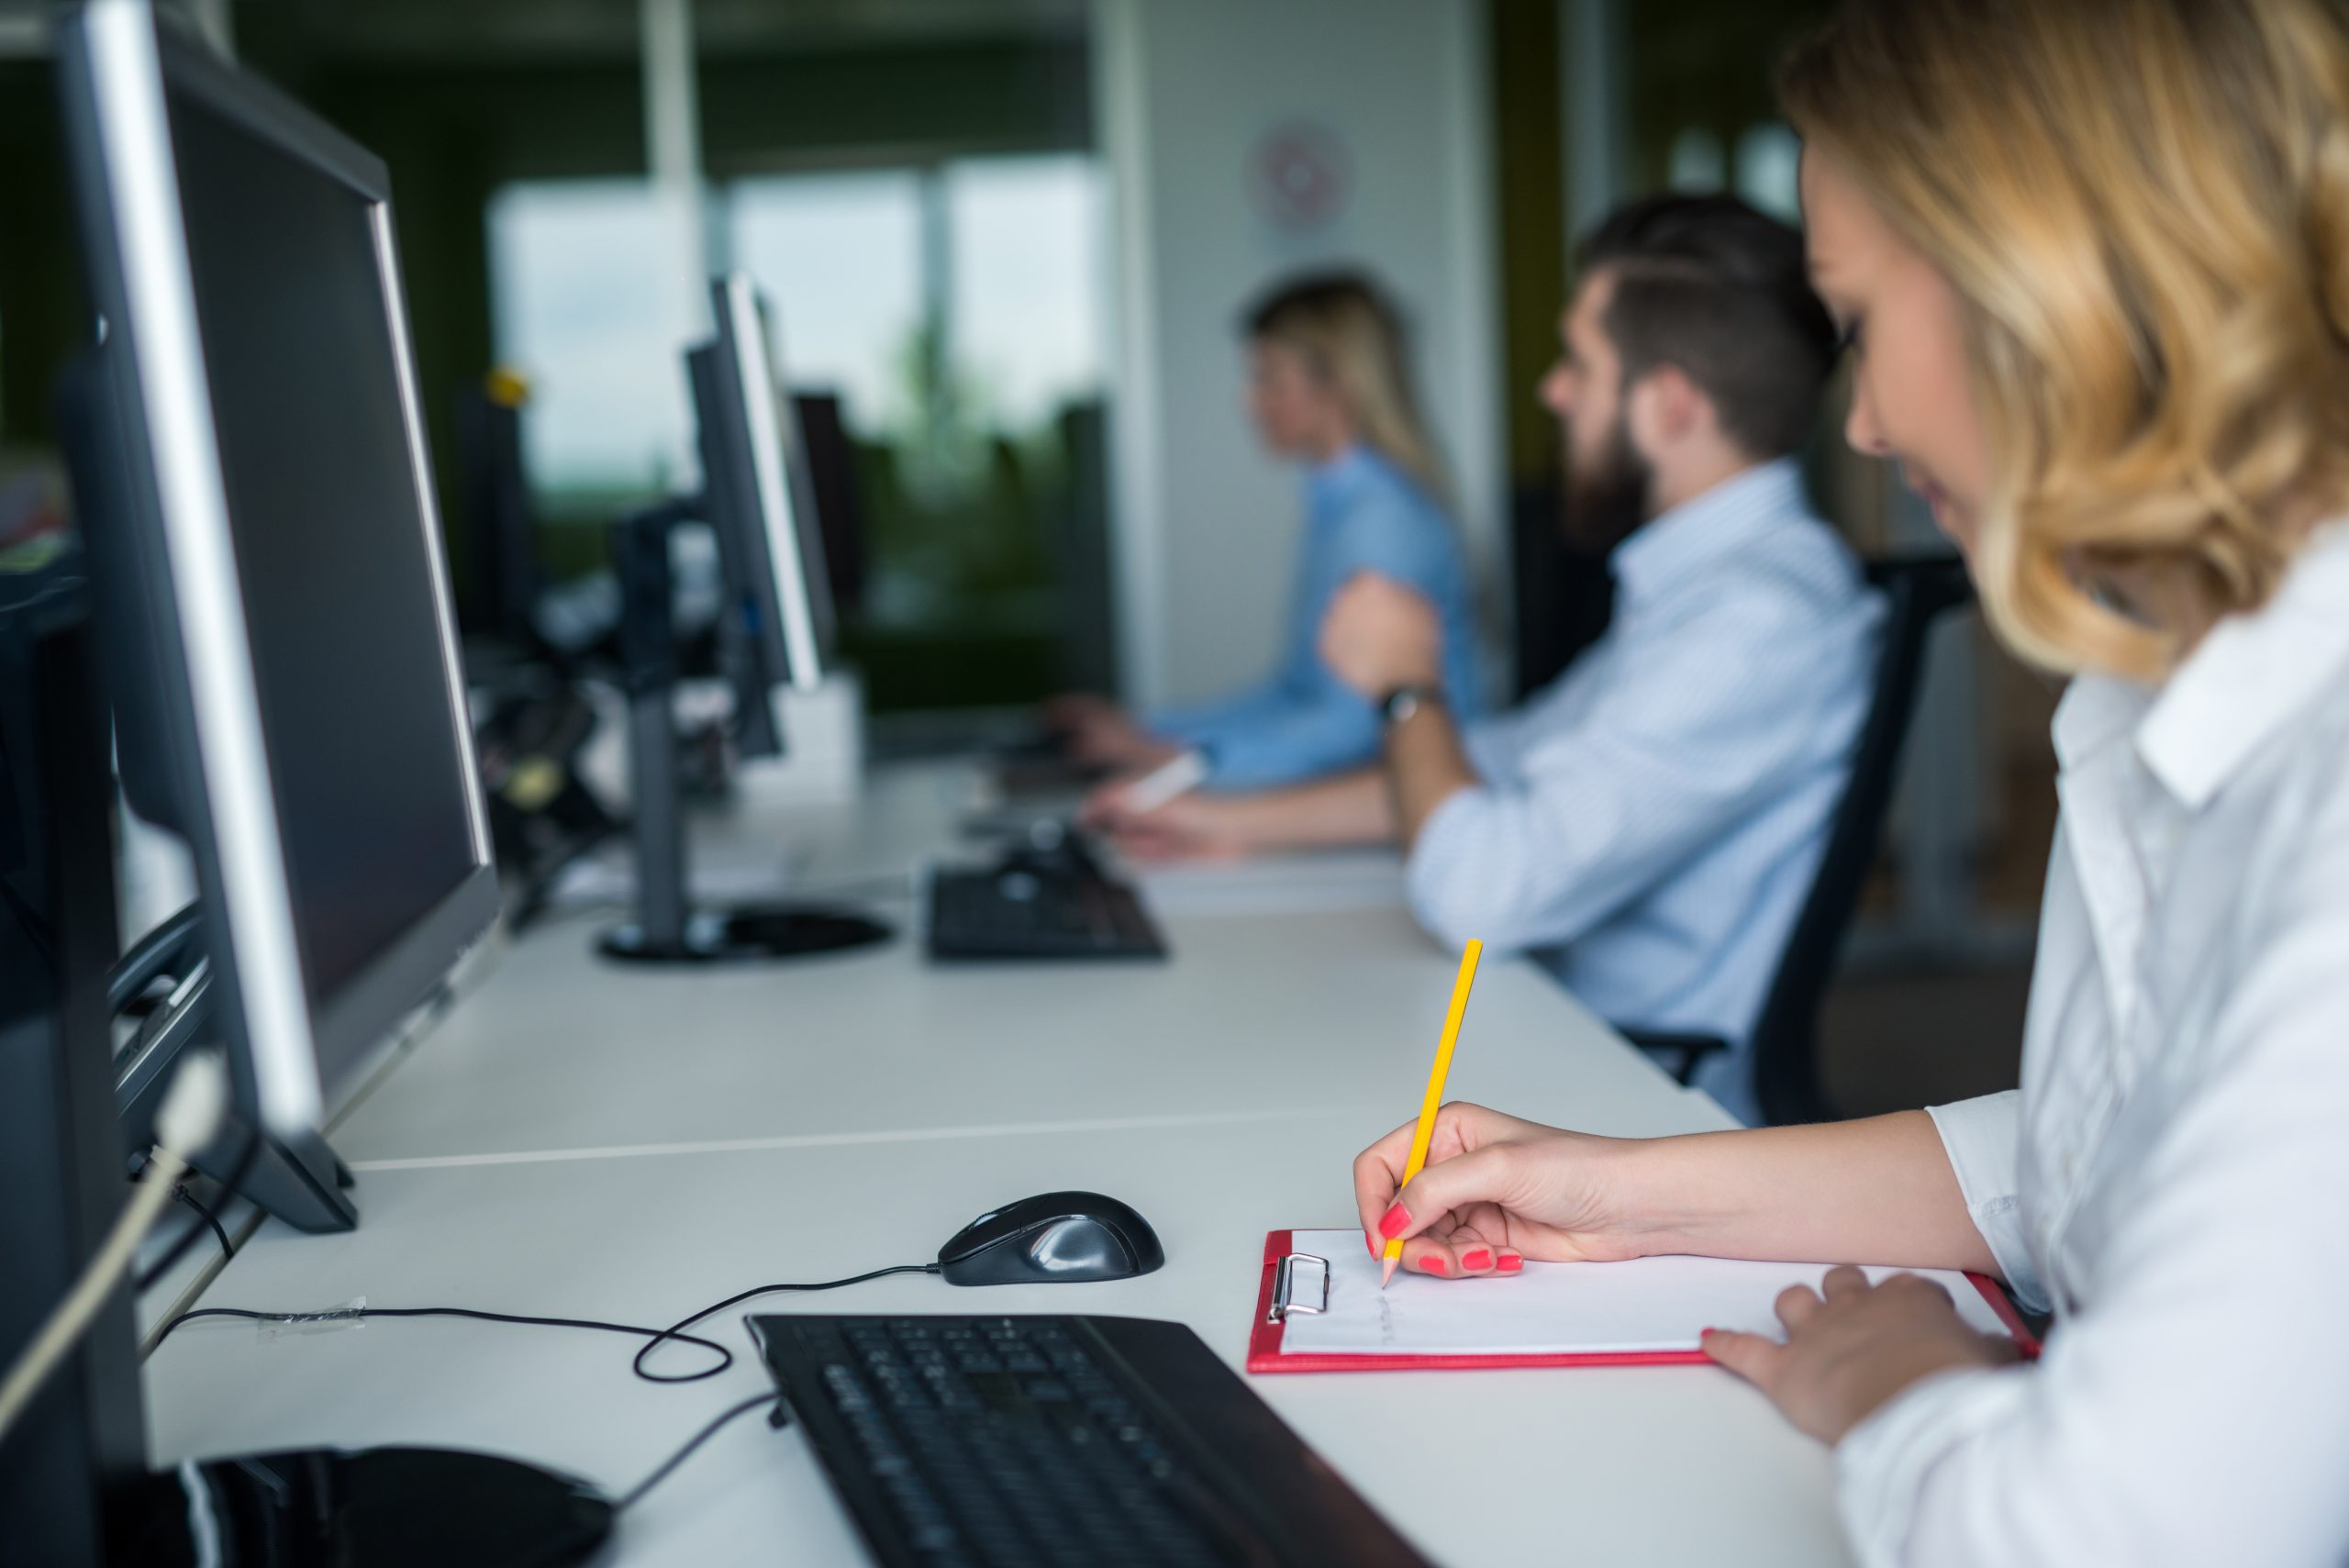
[454,370,543,655]
[694,272,834,735]
[16,6,611,1559]
[593,278,889,965]
[793,389,868,620]
[58,0,498,1157]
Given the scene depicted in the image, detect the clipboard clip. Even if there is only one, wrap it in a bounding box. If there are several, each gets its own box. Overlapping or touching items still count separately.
[1267,1252,1330,1324]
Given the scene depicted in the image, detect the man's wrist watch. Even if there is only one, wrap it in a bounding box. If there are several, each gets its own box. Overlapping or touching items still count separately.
[1378,684,1443,728]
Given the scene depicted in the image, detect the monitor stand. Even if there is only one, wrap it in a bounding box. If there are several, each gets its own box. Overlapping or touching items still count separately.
[595,498,891,965]
[101,1448,611,1568]
[110,906,359,1234]
[0,529,610,1565]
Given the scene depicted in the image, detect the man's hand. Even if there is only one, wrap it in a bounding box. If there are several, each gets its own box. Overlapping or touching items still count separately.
[1702,1266,2021,1445]
[1318,572,1443,699]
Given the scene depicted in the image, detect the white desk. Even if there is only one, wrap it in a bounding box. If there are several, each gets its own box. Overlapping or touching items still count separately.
[336,899,1704,1167]
[139,760,1854,1567]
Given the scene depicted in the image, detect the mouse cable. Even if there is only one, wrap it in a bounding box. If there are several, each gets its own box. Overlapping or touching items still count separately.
[615,1390,785,1514]
[631,1263,941,1385]
[151,1304,738,1381]
[133,1128,261,1295]
[148,1263,936,1387]
[169,1181,233,1267]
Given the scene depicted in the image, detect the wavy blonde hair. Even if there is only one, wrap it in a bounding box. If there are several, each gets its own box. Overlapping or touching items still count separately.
[1784,0,2349,678]
[1245,272,1450,503]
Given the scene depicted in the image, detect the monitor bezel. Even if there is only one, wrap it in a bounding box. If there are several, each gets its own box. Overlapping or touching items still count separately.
[711,272,830,694]
[61,1,498,1136]
[687,340,785,759]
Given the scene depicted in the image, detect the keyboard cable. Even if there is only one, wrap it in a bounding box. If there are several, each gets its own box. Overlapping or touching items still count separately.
[614,1391,786,1513]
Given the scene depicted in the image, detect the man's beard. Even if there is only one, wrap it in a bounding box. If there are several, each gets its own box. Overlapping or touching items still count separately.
[1561,417,1654,556]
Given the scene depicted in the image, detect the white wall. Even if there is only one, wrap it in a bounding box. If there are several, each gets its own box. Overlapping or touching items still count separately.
[1093,0,1501,708]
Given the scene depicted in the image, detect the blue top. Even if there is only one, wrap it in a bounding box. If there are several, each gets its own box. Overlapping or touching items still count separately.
[1149,446,1484,791]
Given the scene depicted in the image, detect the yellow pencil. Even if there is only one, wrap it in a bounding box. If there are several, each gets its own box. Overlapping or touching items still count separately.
[1383,939,1483,1288]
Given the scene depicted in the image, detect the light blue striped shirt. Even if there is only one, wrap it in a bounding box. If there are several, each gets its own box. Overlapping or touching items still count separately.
[1408,459,1880,1123]
[1151,445,1483,791]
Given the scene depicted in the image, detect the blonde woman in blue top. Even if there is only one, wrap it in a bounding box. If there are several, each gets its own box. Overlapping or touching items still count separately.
[1051,272,1483,792]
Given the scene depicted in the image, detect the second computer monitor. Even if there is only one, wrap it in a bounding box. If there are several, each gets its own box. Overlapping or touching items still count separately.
[696,273,834,729]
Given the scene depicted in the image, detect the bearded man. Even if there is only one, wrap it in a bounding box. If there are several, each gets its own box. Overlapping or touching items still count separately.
[1087,195,1881,1124]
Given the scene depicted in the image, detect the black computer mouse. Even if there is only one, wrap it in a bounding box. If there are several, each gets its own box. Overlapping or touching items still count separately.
[937,1192,1165,1285]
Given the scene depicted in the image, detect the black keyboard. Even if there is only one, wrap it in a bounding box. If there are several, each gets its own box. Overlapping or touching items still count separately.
[927,843,1166,961]
[748,1315,1431,1568]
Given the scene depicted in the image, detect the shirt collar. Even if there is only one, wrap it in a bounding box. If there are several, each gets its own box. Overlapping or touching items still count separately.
[1307,443,1376,507]
[2050,675,2149,777]
[2132,518,2349,809]
[1611,458,1808,611]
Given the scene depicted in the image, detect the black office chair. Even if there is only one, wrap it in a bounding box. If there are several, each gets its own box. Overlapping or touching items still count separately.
[1624,553,1976,1125]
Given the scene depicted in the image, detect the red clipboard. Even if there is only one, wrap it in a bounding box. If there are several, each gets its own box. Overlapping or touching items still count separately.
[1245,1229,2041,1374]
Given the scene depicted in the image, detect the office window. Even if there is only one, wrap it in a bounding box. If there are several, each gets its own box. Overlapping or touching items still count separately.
[945,156,1106,432]
[722,153,1110,706]
[726,171,925,432]
[485,180,702,515]
[724,157,1104,453]
[1734,123,1801,220]
[482,153,1109,707]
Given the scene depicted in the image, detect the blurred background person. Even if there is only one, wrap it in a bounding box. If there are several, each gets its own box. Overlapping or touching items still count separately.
[1047,271,1484,790]
[1093,195,1877,1122]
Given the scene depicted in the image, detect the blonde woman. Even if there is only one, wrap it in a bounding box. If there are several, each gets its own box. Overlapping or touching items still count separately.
[1352,0,2349,1561]
[1050,272,1483,791]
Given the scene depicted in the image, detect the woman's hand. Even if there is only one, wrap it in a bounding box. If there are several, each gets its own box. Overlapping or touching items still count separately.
[1353,1101,1663,1277]
[1078,783,1252,862]
[1702,1266,2021,1444]
[1041,695,1181,770]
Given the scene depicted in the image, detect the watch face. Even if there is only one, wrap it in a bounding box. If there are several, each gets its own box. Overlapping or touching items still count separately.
[1382,686,1431,725]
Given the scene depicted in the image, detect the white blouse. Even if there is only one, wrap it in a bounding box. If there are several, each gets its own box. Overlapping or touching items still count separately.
[1836,521,2349,1566]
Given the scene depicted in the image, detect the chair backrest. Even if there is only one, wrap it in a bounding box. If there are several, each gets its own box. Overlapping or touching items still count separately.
[1751,553,1975,1125]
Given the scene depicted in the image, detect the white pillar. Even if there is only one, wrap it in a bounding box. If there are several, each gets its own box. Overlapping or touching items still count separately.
[640,0,709,484]
[1091,0,1169,706]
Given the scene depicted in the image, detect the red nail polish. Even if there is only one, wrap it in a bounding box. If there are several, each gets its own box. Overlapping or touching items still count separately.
[1367,1230,1380,1258]
[1377,1204,1411,1240]
[1497,1253,1523,1273]
[1422,1255,1448,1275]
[1461,1249,1493,1272]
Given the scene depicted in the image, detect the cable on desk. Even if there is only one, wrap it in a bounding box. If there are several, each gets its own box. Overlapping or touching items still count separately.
[631,1263,941,1385]
[171,1182,233,1267]
[134,1129,261,1294]
[152,1304,738,1379]
[614,1391,784,1513]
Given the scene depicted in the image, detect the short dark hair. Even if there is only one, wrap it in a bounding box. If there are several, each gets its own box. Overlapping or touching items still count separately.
[1574,194,1837,461]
